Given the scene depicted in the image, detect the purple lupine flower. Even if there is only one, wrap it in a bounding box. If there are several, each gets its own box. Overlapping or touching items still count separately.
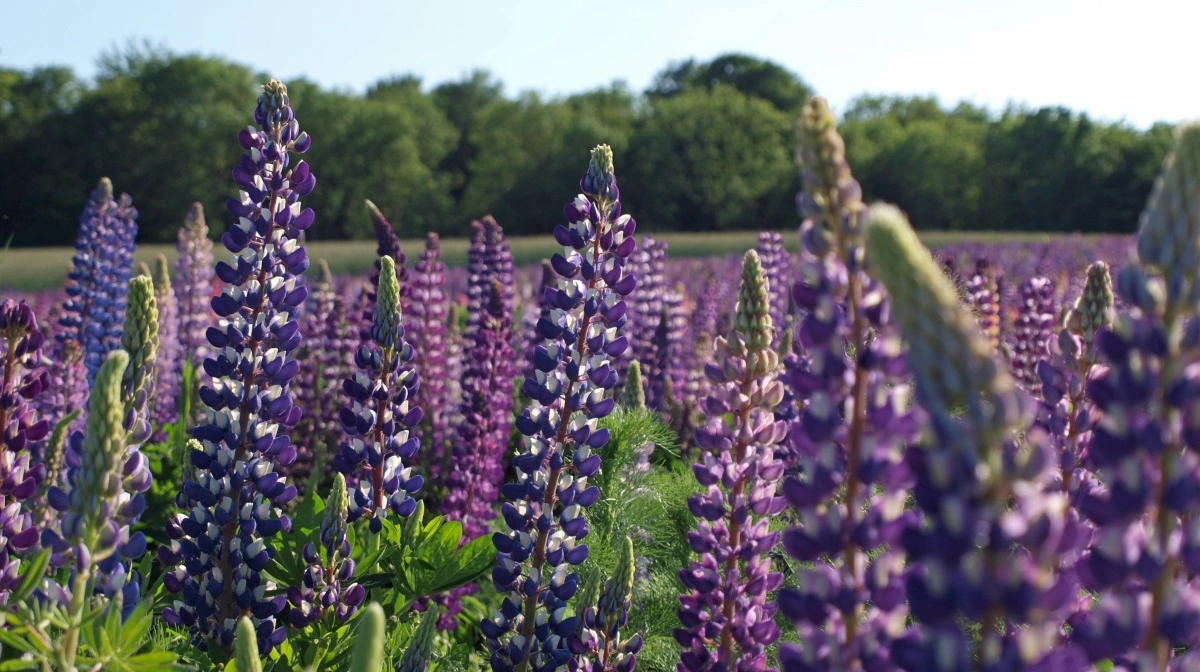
[756,231,791,344]
[676,249,787,671]
[159,80,312,653]
[175,202,215,368]
[483,145,636,671]
[152,255,183,439]
[286,473,365,627]
[331,255,423,531]
[409,233,451,462]
[964,258,1002,353]
[523,261,558,374]
[441,279,516,630]
[866,205,1083,671]
[32,339,86,449]
[0,300,49,605]
[59,178,138,387]
[364,200,408,330]
[1009,276,1057,389]
[777,99,920,671]
[1067,124,1200,669]
[623,236,667,393]
[291,260,338,485]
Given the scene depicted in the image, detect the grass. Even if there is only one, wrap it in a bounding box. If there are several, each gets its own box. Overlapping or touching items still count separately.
[0,230,1111,291]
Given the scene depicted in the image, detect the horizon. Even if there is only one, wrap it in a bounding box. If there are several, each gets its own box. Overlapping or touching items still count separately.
[2,0,1192,129]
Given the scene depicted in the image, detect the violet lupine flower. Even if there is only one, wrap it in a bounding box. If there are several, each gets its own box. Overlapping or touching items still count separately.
[1009,276,1057,389]
[676,249,787,671]
[152,255,183,438]
[59,177,138,386]
[409,233,451,463]
[624,236,667,393]
[755,231,791,345]
[0,300,49,606]
[332,255,423,531]
[292,260,338,485]
[1067,124,1200,669]
[777,98,919,672]
[964,258,1003,353]
[159,80,312,653]
[441,279,516,630]
[287,473,365,627]
[568,537,643,672]
[32,340,86,442]
[866,205,1085,671]
[523,261,558,373]
[1036,261,1112,495]
[175,202,216,368]
[483,145,636,672]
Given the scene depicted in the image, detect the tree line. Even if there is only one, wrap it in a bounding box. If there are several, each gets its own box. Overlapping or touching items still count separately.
[0,47,1176,247]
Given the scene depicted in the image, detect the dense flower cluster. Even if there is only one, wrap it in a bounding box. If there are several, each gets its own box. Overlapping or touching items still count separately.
[777,97,919,671]
[484,145,636,671]
[409,233,451,462]
[964,258,1003,352]
[159,80,313,653]
[868,204,1085,670]
[0,300,49,605]
[59,178,138,387]
[292,261,339,483]
[677,249,787,671]
[175,202,215,367]
[152,255,183,437]
[569,537,643,672]
[755,231,790,344]
[441,279,515,629]
[332,255,423,530]
[1009,276,1057,388]
[365,199,409,320]
[287,473,364,626]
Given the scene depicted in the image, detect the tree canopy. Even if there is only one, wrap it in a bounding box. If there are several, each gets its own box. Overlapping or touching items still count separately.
[0,48,1172,246]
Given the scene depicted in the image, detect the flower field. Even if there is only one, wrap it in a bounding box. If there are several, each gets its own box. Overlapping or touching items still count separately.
[0,79,1195,671]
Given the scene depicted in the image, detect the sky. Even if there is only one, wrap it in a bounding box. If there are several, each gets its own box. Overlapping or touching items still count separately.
[2,0,1195,129]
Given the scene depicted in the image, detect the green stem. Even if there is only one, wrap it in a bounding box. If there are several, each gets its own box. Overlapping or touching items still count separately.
[59,569,92,670]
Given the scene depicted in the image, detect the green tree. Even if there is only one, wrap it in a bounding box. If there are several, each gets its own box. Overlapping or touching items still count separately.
[648,53,811,115]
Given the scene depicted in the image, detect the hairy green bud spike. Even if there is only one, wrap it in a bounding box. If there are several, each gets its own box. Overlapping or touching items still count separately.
[93,177,114,204]
[364,199,386,225]
[1068,261,1115,343]
[374,255,403,350]
[349,603,387,672]
[322,473,350,563]
[186,201,207,235]
[260,79,289,111]
[136,261,152,278]
[778,321,794,357]
[733,249,775,356]
[234,616,263,672]
[75,350,129,560]
[397,604,439,672]
[797,97,863,248]
[865,203,1027,447]
[317,258,334,287]
[590,144,615,184]
[598,536,636,632]
[1136,122,1200,310]
[121,276,160,419]
[153,254,172,291]
[622,360,646,410]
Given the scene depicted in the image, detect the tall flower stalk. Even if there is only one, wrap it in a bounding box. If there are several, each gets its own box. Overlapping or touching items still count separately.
[409,233,451,469]
[777,98,918,671]
[483,145,637,671]
[152,255,182,438]
[676,250,787,670]
[175,202,215,368]
[160,80,312,652]
[331,255,423,531]
[0,300,49,606]
[59,178,138,386]
[867,205,1082,670]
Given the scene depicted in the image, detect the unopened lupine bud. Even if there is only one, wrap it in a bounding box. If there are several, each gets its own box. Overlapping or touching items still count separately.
[1067,260,1114,344]
[582,144,617,200]
[374,256,403,350]
[1135,121,1200,311]
[120,276,159,443]
[398,605,439,672]
[349,603,387,672]
[621,360,646,410]
[733,249,775,357]
[235,617,263,672]
[67,350,129,564]
[797,97,863,251]
[865,203,1028,445]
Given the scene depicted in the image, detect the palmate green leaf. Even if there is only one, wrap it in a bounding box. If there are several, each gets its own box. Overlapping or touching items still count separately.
[117,650,191,671]
[422,535,495,596]
[413,519,462,573]
[117,600,157,655]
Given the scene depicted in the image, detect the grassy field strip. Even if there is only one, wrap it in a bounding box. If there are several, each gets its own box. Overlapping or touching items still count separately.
[0,230,1106,291]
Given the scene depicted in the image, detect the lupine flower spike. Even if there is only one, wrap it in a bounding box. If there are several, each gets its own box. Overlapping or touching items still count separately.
[677,249,788,671]
[484,145,636,671]
[287,473,365,626]
[160,79,312,653]
[175,202,215,367]
[569,536,643,671]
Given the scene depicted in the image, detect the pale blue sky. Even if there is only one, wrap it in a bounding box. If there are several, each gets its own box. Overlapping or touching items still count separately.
[2,0,1192,128]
